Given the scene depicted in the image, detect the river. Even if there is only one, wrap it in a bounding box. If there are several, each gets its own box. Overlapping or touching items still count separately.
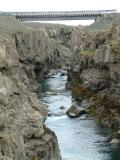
[40,70,120,160]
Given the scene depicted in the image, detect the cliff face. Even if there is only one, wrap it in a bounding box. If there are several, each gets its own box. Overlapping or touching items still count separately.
[25,23,72,69]
[68,16,120,134]
[15,24,72,84]
[0,16,73,160]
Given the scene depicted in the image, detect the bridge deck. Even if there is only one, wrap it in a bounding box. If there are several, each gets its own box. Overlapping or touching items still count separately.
[0,10,117,21]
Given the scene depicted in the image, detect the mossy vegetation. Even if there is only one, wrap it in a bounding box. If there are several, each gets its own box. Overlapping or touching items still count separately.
[110,41,120,55]
[72,80,94,101]
[88,105,96,116]
[80,49,96,57]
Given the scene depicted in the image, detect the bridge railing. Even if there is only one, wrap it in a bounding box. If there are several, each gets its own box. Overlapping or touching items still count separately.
[0,9,117,16]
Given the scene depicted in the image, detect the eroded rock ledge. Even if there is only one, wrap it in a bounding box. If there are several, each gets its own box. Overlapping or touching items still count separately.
[0,16,73,160]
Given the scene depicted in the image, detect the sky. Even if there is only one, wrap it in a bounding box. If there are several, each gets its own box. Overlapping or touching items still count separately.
[0,0,120,25]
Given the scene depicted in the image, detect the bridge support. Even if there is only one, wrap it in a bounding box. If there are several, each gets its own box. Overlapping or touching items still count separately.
[95,15,102,22]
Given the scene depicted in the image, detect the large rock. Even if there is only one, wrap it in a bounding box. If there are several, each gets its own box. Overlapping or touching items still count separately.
[0,43,6,68]
[110,138,120,144]
[0,155,13,160]
[66,105,86,118]
[0,88,9,105]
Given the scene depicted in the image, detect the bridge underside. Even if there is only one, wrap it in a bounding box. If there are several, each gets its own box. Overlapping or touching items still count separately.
[15,14,99,21]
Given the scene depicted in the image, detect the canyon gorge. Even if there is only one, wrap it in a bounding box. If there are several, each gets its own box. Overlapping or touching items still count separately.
[0,13,120,160]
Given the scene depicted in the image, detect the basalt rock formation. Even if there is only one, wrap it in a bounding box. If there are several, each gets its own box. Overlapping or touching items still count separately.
[68,14,120,139]
[0,16,73,160]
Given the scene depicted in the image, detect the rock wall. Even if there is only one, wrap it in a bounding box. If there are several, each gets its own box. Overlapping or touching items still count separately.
[25,23,72,69]
[0,16,73,160]
[68,16,120,137]
[14,23,72,83]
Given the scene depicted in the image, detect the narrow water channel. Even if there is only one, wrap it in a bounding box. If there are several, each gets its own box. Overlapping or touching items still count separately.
[40,70,120,160]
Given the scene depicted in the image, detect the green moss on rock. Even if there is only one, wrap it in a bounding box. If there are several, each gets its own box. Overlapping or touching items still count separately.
[80,49,96,57]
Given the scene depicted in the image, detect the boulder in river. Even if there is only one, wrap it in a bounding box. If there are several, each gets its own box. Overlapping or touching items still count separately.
[110,138,120,144]
[60,70,67,77]
[46,91,57,95]
[66,105,86,118]
[48,112,53,117]
[59,106,66,110]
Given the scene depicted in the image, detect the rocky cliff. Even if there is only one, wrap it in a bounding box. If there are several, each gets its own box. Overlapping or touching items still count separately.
[68,14,120,139]
[0,16,73,160]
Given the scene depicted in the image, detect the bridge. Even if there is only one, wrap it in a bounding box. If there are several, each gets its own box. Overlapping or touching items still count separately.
[0,10,117,21]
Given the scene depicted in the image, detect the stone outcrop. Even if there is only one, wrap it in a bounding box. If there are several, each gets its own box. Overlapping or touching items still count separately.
[25,23,72,69]
[66,104,86,118]
[110,138,120,144]
[0,16,75,160]
[67,14,120,139]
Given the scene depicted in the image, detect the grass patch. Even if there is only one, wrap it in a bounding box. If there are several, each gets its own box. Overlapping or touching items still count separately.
[80,49,96,57]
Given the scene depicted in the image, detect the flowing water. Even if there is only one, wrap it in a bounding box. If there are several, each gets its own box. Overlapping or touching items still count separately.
[40,70,120,160]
